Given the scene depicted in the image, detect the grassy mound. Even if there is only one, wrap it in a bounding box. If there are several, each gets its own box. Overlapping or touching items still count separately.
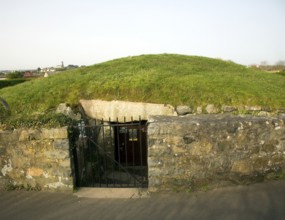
[1,54,284,125]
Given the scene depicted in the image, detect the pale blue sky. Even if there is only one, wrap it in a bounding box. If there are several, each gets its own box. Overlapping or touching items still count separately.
[0,0,284,69]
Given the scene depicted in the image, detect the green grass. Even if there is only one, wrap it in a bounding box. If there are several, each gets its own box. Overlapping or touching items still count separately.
[1,54,285,126]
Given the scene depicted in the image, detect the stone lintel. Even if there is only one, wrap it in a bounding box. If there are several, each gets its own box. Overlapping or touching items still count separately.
[79,99,176,122]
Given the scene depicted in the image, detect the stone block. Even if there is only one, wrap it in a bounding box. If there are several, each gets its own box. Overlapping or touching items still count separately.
[79,99,176,122]
[245,106,262,111]
[196,106,203,114]
[59,160,71,168]
[148,157,164,167]
[1,159,13,176]
[11,156,29,168]
[26,167,44,177]
[53,139,69,149]
[190,141,213,156]
[0,146,5,154]
[0,130,19,142]
[176,106,192,115]
[222,105,237,112]
[40,127,68,139]
[19,129,41,141]
[164,136,184,146]
[231,160,253,175]
[19,130,29,141]
[56,103,81,120]
[205,104,219,114]
[183,134,196,144]
[148,167,167,176]
[258,111,271,116]
[148,147,171,157]
[44,149,69,160]
[172,146,186,154]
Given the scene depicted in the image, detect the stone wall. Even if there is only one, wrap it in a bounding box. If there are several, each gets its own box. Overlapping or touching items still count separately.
[148,114,285,192]
[0,127,73,191]
[2,114,285,192]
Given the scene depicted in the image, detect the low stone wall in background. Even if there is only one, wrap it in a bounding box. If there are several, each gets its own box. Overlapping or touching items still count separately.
[148,114,285,192]
[0,127,73,191]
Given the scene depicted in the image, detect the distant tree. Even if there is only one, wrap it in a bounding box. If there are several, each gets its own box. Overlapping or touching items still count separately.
[37,67,41,72]
[275,60,285,66]
[260,60,268,66]
[6,71,24,79]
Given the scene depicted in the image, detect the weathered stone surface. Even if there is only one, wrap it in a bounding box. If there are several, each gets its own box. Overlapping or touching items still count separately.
[278,108,285,113]
[0,130,19,142]
[27,167,44,177]
[41,127,68,139]
[190,141,213,156]
[205,104,219,114]
[196,106,203,114]
[258,111,271,116]
[56,103,81,120]
[0,127,72,191]
[231,160,253,175]
[245,106,262,111]
[148,114,285,191]
[222,105,237,113]
[80,99,176,122]
[176,106,192,115]
[1,159,13,176]
[19,129,41,141]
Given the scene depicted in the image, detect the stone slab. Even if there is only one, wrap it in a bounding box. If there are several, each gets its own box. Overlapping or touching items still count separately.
[79,99,176,122]
[75,188,149,199]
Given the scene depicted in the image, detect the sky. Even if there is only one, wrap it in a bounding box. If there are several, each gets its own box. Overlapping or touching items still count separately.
[0,0,284,70]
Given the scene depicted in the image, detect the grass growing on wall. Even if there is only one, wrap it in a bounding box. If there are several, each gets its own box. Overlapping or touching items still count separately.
[0,54,285,126]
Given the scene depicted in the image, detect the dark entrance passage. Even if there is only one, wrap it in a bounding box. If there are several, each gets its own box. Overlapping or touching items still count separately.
[114,123,147,166]
[71,119,148,188]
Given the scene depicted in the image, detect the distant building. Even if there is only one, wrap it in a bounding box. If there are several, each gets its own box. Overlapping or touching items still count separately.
[56,61,64,69]
[23,71,33,78]
[39,61,79,77]
[41,67,56,74]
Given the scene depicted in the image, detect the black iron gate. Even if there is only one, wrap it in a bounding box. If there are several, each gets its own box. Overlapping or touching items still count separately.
[71,118,148,188]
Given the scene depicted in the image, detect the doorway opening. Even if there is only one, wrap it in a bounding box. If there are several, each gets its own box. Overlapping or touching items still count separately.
[71,119,148,188]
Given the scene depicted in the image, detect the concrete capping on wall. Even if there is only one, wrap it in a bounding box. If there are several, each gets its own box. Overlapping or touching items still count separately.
[147,114,285,192]
[79,99,176,122]
[0,127,73,191]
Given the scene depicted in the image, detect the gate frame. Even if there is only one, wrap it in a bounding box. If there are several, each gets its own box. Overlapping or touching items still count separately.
[71,117,148,188]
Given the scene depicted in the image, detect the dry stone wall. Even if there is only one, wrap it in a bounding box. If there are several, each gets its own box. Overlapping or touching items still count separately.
[2,111,285,192]
[148,114,285,192]
[0,127,73,191]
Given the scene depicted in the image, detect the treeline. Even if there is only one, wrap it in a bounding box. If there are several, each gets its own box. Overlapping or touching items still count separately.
[5,71,25,79]
[256,65,285,72]
[0,79,27,89]
[251,60,285,72]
